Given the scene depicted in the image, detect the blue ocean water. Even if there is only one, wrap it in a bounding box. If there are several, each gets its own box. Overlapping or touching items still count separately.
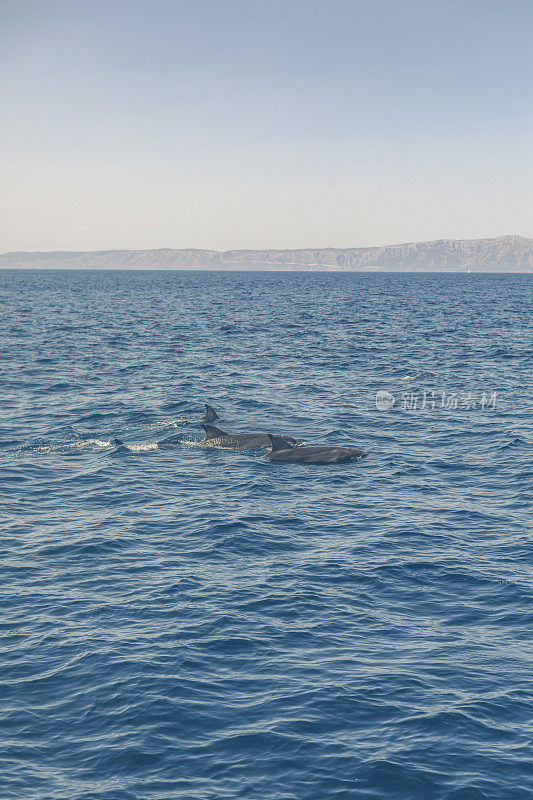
[1,268,532,800]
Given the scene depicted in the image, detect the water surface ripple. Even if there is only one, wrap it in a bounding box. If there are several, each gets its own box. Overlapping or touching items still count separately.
[1,270,532,800]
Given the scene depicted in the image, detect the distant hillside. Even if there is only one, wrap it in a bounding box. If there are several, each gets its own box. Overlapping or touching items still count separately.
[1,235,532,272]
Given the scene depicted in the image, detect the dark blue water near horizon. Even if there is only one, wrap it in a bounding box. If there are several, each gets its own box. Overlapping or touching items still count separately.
[1,269,532,800]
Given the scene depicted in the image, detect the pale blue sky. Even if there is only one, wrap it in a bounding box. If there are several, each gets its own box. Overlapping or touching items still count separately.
[1,0,532,251]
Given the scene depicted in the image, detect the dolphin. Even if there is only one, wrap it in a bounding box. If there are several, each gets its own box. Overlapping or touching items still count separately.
[266,434,367,464]
[202,404,219,422]
[201,424,300,449]
[114,438,124,446]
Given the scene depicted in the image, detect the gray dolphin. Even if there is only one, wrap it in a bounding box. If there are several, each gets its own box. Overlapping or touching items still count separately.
[201,424,299,449]
[202,404,219,422]
[266,434,367,464]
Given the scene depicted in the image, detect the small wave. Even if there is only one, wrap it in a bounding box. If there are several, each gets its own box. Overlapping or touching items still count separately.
[496,436,530,452]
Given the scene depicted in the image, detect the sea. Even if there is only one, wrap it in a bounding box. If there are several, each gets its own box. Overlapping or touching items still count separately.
[1,269,532,800]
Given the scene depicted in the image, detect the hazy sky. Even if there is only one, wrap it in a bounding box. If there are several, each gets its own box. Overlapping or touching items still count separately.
[1,0,532,251]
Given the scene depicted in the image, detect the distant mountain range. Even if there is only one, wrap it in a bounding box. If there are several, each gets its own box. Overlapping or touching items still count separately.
[1,234,532,272]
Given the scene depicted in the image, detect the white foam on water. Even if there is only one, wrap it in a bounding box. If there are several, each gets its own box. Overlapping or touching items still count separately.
[26,439,113,454]
[80,439,113,449]
[126,442,158,452]
[400,370,436,381]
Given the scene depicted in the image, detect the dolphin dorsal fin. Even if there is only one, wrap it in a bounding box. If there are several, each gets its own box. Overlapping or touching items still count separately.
[204,404,219,422]
[268,434,295,452]
[202,424,227,439]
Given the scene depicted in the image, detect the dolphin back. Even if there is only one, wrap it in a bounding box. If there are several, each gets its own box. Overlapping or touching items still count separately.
[267,433,296,451]
[202,424,228,440]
